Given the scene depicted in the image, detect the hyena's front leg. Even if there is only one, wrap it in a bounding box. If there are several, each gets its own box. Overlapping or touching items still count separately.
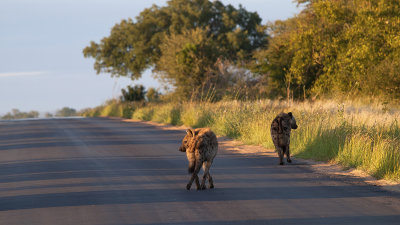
[286,145,292,163]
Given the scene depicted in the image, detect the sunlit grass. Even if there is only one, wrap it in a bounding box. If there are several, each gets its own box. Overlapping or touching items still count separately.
[81,99,400,181]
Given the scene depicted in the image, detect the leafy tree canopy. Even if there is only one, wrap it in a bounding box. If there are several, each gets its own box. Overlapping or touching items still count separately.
[120,85,146,102]
[146,87,160,102]
[1,109,40,120]
[83,0,267,82]
[56,107,77,117]
[254,0,400,100]
[156,27,220,98]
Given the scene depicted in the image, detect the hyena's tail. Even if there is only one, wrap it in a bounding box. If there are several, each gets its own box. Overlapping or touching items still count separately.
[277,117,283,134]
[188,161,195,174]
[188,156,202,174]
[282,146,287,154]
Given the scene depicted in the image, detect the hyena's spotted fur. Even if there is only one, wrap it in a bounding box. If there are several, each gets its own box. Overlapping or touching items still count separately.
[179,128,218,190]
[270,112,298,165]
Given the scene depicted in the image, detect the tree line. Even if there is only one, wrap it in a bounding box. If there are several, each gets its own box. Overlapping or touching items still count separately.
[1,107,77,120]
[83,0,400,102]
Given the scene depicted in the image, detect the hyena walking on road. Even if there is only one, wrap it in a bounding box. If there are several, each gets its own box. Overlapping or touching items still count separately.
[179,128,218,190]
[270,112,298,165]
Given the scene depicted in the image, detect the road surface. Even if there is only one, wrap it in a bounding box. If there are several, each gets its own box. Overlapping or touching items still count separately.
[0,117,399,225]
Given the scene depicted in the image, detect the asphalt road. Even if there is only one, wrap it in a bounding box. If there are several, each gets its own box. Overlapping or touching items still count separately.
[0,117,400,225]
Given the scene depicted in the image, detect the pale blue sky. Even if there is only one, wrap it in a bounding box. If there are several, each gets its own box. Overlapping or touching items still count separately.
[0,0,301,116]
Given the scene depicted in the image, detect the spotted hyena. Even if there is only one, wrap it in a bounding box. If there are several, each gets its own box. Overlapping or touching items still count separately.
[179,128,218,190]
[270,112,298,165]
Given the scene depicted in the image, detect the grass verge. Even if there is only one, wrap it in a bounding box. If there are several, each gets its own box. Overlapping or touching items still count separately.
[81,99,400,181]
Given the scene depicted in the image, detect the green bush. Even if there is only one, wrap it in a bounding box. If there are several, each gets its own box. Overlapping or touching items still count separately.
[132,107,154,121]
[100,103,123,117]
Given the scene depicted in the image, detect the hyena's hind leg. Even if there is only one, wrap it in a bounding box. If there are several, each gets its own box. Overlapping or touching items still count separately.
[201,161,214,189]
[208,174,214,189]
[187,162,201,190]
[276,146,285,165]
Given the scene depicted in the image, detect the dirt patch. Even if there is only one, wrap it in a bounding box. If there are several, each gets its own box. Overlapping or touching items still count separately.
[122,118,400,193]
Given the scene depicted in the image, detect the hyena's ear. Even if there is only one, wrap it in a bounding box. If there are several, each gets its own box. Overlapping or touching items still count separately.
[288,112,293,118]
[186,128,195,137]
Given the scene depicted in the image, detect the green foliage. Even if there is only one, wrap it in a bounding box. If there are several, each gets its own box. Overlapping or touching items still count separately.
[181,103,214,128]
[146,88,160,102]
[80,106,103,117]
[83,0,267,99]
[120,102,136,118]
[45,113,53,118]
[120,85,146,102]
[82,0,400,101]
[100,100,124,117]
[253,0,400,101]
[156,28,220,98]
[1,109,40,120]
[132,107,154,121]
[150,104,182,125]
[79,100,141,118]
[82,13,169,79]
[55,107,77,117]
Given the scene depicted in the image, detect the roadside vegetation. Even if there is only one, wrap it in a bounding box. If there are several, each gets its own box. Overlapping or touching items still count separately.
[81,99,400,181]
[81,0,400,181]
[1,107,78,120]
[55,107,78,117]
[1,109,40,120]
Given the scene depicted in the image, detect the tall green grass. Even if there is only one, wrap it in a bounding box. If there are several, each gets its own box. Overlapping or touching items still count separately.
[80,100,137,119]
[81,99,400,181]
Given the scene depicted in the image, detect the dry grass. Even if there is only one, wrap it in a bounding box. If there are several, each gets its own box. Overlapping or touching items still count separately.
[81,99,400,181]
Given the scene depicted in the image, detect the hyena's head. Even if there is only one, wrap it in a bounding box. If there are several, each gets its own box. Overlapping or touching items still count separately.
[288,112,298,130]
[277,112,298,133]
[179,128,196,152]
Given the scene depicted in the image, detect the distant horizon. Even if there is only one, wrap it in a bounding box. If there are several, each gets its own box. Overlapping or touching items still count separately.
[0,0,301,116]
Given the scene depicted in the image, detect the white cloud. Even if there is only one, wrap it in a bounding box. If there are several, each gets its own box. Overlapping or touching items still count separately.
[0,71,46,78]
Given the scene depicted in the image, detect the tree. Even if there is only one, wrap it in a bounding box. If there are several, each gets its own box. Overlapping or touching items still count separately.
[251,19,297,99]
[45,112,53,118]
[83,0,267,99]
[120,85,146,102]
[1,109,40,120]
[56,107,77,117]
[146,87,160,102]
[155,28,222,98]
[254,0,400,100]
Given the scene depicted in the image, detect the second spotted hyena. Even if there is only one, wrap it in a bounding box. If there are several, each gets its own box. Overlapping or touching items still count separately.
[270,112,298,165]
[179,128,218,190]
